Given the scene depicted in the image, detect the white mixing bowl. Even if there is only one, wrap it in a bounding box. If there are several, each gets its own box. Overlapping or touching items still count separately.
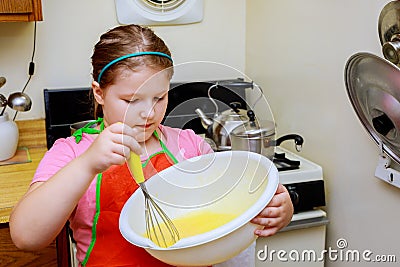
[119,151,279,266]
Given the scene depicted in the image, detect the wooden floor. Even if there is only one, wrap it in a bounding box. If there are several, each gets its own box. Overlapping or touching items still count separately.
[0,223,57,266]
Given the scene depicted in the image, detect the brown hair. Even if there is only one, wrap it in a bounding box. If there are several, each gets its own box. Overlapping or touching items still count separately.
[91,24,173,118]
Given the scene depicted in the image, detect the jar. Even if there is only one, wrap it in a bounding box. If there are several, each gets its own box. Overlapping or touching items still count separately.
[0,112,19,161]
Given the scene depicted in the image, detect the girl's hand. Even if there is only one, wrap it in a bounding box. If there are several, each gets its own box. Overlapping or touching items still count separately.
[251,183,294,237]
[81,122,142,174]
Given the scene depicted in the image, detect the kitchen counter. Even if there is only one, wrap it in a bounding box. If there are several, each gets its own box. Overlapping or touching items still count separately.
[0,119,57,266]
[0,119,47,223]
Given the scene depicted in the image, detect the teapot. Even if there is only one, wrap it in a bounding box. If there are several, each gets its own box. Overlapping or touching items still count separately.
[230,110,304,159]
[195,101,249,151]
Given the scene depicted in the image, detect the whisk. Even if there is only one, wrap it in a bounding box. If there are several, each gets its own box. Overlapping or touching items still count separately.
[127,152,180,248]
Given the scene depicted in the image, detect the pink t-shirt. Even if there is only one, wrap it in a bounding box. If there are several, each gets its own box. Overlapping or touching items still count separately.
[32,125,212,264]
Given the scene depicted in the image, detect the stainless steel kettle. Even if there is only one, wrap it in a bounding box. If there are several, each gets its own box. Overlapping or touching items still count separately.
[231,110,304,159]
[195,101,249,151]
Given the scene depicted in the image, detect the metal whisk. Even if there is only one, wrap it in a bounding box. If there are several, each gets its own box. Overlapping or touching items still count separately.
[128,152,180,248]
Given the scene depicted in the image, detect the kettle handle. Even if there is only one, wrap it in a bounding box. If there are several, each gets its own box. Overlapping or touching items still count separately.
[229,102,242,112]
[276,134,304,151]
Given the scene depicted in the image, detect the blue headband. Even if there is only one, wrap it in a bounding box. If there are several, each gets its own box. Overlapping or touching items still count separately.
[97,51,173,83]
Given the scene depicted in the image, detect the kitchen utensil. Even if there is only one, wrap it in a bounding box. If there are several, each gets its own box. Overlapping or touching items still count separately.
[127,151,180,248]
[195,81,254,151]
[120,151,278,266]
[231,110,304,159]
[378,1,400,65]
[0,94,7,116]
[7,92,32,112]
[345,52,400,188]
[195,101,248,151]
[0,77,6,89]
[345,52,400,163]
[0,94,7,107]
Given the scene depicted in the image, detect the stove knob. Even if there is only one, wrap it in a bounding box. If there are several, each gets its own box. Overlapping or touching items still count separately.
[287,186,300,206]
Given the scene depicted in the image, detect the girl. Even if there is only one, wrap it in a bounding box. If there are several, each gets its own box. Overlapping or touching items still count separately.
[10,24,293,266]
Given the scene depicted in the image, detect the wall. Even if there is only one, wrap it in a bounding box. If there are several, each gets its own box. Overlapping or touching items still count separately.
[0,0,246,120]
[246,0,400,266]
[2,0,399,265]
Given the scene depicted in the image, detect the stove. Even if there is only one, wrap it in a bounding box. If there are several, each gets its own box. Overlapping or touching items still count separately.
[274,147,326,213]
[273,152,300,171]
[255,148,328,267]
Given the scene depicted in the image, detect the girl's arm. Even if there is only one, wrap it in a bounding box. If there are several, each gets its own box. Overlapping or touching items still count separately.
[9,123,142,250]
[10,154,98,250]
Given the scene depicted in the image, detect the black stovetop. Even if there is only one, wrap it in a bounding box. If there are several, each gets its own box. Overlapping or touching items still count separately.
[273,152,301,171]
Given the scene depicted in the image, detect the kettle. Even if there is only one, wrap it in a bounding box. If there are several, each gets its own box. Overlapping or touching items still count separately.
[231,110,304,159]
[195,101,249,151]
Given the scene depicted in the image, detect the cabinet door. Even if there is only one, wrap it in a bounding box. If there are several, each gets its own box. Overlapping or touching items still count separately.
[0,0,43,22]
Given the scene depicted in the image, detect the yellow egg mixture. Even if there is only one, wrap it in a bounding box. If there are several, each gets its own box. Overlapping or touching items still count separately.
[143,210,237,248]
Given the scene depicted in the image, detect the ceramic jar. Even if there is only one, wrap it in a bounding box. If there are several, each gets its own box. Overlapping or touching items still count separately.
[0,112,19,161]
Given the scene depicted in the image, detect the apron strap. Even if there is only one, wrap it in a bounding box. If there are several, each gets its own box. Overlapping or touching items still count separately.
[72,117,104,143]
[153,130,178,164]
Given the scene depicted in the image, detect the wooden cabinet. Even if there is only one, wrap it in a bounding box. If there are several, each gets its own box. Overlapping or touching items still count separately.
[0,0,43,22]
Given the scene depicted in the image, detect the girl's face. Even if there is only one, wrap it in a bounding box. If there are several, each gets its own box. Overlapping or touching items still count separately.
[92,67,170,143]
